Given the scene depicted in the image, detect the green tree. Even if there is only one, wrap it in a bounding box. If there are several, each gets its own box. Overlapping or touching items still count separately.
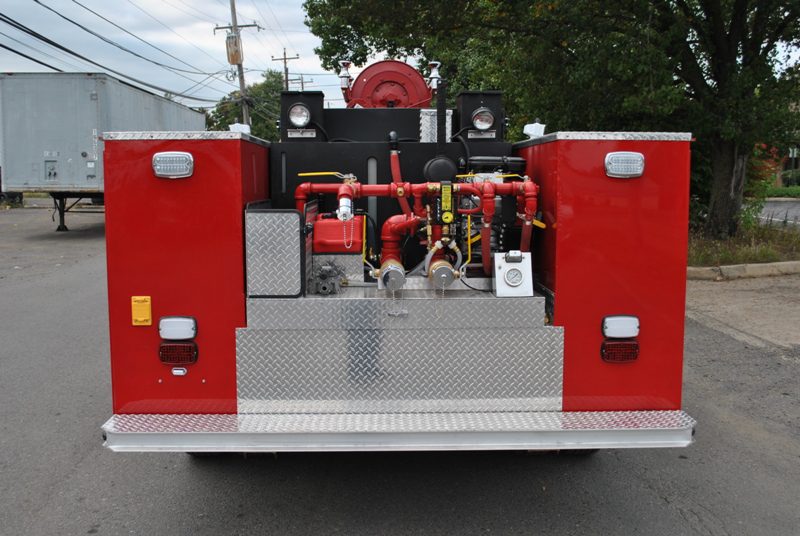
[208,70,283,141]
[304,0,800,238]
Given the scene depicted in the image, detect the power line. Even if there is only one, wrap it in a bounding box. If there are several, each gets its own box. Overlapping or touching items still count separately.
[0,29,86,71]
[0,42,62,71]
[174,0,222,24]
[69,0,225,79]
[161,0,217,25]
[32,0,213,77]
[124,0,229,70]
[248,0,284,50]
[261,0,300,54]
[67,0,237,96]
[0,13,220,103]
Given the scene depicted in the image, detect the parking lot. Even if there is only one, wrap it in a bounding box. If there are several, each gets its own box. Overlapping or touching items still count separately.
[1,206,798,535]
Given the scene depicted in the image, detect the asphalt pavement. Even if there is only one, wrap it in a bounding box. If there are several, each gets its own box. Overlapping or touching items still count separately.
[1,206,799,535]
[761,198,800,226]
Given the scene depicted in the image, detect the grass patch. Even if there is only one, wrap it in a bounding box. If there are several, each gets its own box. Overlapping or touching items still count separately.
[689,224,800,266]
[766,185,800,198]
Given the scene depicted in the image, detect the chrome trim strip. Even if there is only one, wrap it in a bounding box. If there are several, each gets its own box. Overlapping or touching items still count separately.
[103,131,270,146]
[513,131,692,148]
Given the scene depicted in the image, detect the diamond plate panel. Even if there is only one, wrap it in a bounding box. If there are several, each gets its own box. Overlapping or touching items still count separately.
[104,131,268,146]
[514,131,692,148]
[419,109,453,142]
[236,326,563,413]
[246,291,544,330]
[246,211,303,296]
[104,411,696,434]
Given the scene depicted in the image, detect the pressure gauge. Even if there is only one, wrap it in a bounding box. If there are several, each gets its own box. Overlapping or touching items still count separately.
[504,267,524,287]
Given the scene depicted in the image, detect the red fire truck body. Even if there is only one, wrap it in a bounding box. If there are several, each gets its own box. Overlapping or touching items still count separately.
[101,61,694,452]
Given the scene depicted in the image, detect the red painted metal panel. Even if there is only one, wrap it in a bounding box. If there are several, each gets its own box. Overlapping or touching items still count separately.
[104,138,268,414]
[313,215,365,253]
[517,138,690,411]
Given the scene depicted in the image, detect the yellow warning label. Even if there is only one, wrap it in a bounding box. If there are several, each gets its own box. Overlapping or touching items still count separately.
[131,296,152,326]
[441,183,452,211]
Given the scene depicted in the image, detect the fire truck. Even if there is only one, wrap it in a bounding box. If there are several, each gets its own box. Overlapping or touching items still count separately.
[100,60,695,453]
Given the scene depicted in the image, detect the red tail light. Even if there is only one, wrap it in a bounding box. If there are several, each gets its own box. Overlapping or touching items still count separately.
[601,339,639,363]
[159,342,198,365]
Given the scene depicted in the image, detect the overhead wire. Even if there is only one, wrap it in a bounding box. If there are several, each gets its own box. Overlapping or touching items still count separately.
[160,0,218,25]
[0,12,220,103]
[261,0,300,54]
[68,0,238,98]
[123,0,229,70]
[32,0,217,78]
[0,42,62,71]
[0,29,86,71]
[69,0,222,78]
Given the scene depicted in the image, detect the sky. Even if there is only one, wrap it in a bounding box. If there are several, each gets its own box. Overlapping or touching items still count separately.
[0,0,350,109]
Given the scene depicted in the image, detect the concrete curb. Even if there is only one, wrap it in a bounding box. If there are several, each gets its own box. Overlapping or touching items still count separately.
[687,260,800,281]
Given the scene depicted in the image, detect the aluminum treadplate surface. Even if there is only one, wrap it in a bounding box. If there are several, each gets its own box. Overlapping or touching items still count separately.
[237,327,564,413]
[102,410,696,452]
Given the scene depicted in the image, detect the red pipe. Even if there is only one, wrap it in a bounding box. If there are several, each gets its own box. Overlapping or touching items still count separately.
[520,223,533,253]
[295,179,539,272]
[380,214,421,264]
[295,182,412,213]
[517,181,539,252]
[390,151,413,216]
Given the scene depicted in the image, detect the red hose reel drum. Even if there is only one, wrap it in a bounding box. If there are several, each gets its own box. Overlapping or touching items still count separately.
[346,60,432,108]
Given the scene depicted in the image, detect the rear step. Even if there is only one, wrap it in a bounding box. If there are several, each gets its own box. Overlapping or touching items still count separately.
[102,410,695,452]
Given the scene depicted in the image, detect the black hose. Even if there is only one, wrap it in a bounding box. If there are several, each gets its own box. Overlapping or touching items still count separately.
[310,120,329,141]
[455,134,471,165]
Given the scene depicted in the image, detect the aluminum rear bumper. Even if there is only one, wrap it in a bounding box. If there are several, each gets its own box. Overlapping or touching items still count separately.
[102,410,695,452]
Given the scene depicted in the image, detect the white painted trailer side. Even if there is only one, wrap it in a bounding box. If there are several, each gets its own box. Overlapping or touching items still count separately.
[0,72,205,194]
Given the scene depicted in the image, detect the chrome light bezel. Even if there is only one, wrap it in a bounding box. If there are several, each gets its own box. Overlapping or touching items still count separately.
[288,103,311,128]
[152,151,194,179]
[471,107,494,131]
[604,151,645,178]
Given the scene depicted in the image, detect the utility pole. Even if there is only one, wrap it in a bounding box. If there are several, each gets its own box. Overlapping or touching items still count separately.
[272,47,299,90]
[214,0,262,126]
[287,74,314,91]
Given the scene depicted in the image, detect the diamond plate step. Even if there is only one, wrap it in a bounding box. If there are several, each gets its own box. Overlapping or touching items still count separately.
[102,410,696,452]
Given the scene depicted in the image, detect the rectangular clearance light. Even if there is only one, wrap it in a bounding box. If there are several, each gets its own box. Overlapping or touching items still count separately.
[601,340,639,363]
[605,151,645,178]
[159,342,198,365]
[159,316,197,340]
[602,315,640,338]
[152,151,194,178]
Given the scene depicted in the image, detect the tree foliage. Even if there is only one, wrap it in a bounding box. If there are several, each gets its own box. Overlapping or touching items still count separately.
[208,70,283,141]
[304,0,800,238]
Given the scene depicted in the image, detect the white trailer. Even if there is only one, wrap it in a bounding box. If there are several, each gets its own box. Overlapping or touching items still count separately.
[0,72,205,229]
